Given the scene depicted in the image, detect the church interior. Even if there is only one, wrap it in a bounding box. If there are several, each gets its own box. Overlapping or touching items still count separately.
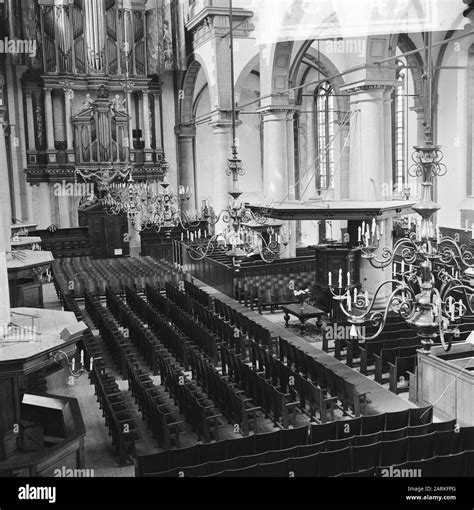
[1,0,474,483]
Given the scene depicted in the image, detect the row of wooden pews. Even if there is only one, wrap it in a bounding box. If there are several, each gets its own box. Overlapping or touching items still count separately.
[60,292,141,465]
[123,288,262,438]
[136,407,474,477]
[322,313,474,394]
[164,284,315,427]
[52,256,189,298]
[109,289,224,443]
[178,281,371,418]
[86,290,189,448]
[234,270,315,314]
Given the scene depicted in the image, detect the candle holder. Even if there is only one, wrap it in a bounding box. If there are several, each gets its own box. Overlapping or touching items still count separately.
[50,349,93,379]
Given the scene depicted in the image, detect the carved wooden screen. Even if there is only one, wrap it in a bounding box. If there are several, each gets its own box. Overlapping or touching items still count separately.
[73,96,129,164]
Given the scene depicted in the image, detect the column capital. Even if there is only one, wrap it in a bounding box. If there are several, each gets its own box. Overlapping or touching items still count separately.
[175,124,196,139]
[258,105,298,121]
[186,6,254,49]
[209,109,242,130]
[341,80,397,95]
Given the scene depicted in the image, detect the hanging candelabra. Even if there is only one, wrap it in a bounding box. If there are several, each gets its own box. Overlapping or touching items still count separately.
[101,173,202,233]
[327,31,474,354]
[329,141,474,353]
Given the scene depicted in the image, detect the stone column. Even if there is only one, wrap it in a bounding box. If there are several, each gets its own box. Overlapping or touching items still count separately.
[260,106,293,202]
[210,119,233,226]
[260,106,295,258]
[286,110,297,258]
[175,124,196,213]
[344,84,393,307]
[345,85,387,202]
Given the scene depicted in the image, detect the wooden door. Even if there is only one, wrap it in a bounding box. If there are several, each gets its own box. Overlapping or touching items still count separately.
[79,203,129,259]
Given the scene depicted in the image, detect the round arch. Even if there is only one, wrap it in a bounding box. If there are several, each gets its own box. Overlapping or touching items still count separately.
[179,55,213,125]
[234,53,260,106]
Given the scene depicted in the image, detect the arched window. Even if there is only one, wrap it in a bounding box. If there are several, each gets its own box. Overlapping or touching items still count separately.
[314,81,335,190]
[392,59,407,194]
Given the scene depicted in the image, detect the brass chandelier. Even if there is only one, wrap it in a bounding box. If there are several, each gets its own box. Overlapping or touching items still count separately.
[330,141,474,353]
[329,34,474,353]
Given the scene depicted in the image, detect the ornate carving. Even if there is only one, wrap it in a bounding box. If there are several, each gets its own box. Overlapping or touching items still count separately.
[96,84,109,99]
[111,94,127,112]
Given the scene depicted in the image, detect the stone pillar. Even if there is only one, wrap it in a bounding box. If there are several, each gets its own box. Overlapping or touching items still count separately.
[260,106,295,258]
[260,106,293,202]
[210,120,233,225]
[344,84,393,307]
[345,86,388,202]
[175,124,196,213]
[286,110,297,258]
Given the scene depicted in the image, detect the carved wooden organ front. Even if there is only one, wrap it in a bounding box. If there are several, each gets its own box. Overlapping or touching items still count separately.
[23,0,164,184]
[40,0,147,77]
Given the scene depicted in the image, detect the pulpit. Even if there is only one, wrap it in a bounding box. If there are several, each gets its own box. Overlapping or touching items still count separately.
[0,309,86,475]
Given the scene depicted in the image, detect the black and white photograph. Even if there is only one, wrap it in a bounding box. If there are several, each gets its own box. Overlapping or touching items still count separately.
[0,0,473,507]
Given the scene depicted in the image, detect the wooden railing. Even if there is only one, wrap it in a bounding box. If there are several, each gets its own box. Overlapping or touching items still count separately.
[175,240,317,299]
